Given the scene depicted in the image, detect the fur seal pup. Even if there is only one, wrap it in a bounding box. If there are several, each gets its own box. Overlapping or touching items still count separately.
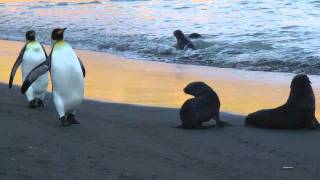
[179,81,224,129]
[9,30,48,108]
[173,30,196,50]
[188,33,202,39]
[245,74,319,129]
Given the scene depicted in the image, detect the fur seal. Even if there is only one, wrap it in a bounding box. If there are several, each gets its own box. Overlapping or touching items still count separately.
[188,33,202,39]
[245,74,319,129]
[173,30,196,50]
[179,81,224,129]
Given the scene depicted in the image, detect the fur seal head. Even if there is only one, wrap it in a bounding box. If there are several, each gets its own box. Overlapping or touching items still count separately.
[173,30,195,50]
[291,74,311,89]
[183,81,213,98]
[287,74,314,106]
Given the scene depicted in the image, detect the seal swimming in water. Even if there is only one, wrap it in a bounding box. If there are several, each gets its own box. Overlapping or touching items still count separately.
[179,81,224,129]
[173,30,196,50]
[245,74,319,129]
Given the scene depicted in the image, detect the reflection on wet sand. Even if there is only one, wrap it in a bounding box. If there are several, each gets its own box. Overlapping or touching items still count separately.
[1,40,320,119]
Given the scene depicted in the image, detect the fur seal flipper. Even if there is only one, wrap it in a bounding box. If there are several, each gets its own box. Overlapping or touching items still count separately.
[245,74,319,129]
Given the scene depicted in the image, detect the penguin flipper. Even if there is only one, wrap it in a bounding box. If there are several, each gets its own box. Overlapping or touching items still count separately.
[40,43,48,59]
[21,61,49,94]
[9,44,27,89]
[78,57,86,78]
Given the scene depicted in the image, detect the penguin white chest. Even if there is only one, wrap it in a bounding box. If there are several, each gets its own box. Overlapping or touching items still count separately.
[51,42,84,116]
[21,42,48,101]
[21,42,46,79]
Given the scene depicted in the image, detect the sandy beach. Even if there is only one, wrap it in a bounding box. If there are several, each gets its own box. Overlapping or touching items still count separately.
[2,40,320,117]
[2,86,320,180]
[1,40,320,179]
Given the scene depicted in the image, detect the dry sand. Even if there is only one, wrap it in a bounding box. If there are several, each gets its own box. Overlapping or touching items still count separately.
[0,40,320,179]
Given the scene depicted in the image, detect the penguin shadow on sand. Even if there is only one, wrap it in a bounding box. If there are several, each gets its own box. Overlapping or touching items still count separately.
[177,81,232,130]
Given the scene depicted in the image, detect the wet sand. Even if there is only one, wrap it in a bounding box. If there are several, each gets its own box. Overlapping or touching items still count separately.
[1,40,320,179]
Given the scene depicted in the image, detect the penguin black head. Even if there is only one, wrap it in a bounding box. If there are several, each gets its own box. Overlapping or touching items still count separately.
[26,30,36,41]
[51,28,66,41]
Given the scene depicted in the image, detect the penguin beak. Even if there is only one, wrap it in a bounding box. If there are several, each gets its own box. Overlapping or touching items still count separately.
[58,28,66,34]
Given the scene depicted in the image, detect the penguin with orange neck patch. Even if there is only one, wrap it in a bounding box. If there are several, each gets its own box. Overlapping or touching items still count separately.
[21,28,86,126]
[9,30,48,108]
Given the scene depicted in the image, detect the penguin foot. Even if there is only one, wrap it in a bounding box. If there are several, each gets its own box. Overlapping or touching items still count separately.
[60,116,71,127]
[28,100,37,109]
[68,114,80,124]
[216,120,225,127]
[35,99,45,107]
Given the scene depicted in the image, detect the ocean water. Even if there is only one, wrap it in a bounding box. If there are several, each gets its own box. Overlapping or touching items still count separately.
[1,0,320,74]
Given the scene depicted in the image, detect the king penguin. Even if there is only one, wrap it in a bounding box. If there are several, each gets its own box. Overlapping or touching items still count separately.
[9,30,48,108]
[21,28,86,126]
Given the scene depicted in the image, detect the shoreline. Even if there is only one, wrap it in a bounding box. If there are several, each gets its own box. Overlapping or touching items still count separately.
[1,39,320,118]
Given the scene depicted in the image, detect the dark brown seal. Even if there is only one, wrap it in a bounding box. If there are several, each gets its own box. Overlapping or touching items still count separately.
[245,74,319,129]
[179,81,224,129]
[174,30,196,50]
